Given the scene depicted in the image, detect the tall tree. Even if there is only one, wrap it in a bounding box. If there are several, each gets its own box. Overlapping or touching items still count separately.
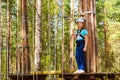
[34,0,41,71]
[0,0,2,79]
[16,0,22,73]
[81,0,98,72]
[54,0,58,72]
[61,0,65,77]
[103,0,111,70]
[21,0,30,73]
[7,0,12,74]
[70,0,74,69]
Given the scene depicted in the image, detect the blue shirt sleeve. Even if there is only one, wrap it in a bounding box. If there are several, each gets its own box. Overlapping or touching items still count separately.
[81,29,88,37]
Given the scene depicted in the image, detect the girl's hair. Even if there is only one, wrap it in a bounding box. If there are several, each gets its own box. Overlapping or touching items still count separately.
[80,15,86,28]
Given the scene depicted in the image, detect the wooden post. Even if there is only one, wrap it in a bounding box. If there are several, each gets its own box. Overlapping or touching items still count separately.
[21,0,30,73]
[80,0,98,72]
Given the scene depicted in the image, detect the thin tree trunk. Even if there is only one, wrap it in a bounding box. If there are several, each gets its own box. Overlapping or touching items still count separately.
[48,0,52,79]
[0,0,2,79]
[21,0,30,73]
[32,0,35,71]
[103,0,110,71]
[61,0,65,78]
[70,0,74,70]
[53,0,58,78]
[54,0,58,72]
[16,0,19,73]
[93,0,98,72]
[16,0,22,73]
[7,0,12,74]
[34,0,41,71]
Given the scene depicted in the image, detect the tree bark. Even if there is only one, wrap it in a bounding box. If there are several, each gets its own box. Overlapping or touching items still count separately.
[70,0,74,70]
[34,0,41,71]
[0,0,2,79]
[61,0,65,77]
[7,0,12,75]
[54,0,58,72]
[16,0,22,73]
[21,0,30,73]
[81,0,98,72]
[103,0,111,71]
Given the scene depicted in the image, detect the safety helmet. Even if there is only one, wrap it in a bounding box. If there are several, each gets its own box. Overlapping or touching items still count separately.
[76,17,84,23]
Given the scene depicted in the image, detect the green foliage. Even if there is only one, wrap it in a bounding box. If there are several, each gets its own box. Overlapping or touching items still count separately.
[97,0,120,72]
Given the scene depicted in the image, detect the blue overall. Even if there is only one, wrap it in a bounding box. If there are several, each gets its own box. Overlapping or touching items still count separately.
[75,29,88,70]
[76,40,85,70]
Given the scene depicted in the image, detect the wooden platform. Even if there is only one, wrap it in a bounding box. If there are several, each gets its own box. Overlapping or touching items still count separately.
[59,72,120,80]
[9,73,47,80]
[8,72,120,80]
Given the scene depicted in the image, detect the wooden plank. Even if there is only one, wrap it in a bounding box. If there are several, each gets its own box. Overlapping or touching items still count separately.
[59,72,120,80]
[9,74,47,80]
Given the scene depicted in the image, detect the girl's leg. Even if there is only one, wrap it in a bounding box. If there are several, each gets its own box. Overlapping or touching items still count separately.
[79,50,85,70]
[75,46,81,70]
[79,43,85,70]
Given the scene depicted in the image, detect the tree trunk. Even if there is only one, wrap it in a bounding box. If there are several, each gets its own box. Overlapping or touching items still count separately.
[81,0,98,72]
[70,0,74,70]
[61,0,65,77]
[54,0,58,73]
[34,0,41,71]
[16,0,21,73]
[32,0,35,70]
[0,0,2,79]
[103,0,110,71]
[7,0,12,75]
[21,0,30,73]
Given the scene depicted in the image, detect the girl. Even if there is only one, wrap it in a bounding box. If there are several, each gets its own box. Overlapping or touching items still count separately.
[72,17,88,73]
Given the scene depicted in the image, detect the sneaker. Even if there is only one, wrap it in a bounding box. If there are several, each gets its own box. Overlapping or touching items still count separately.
[74,70,79,73]
[78,70,85,73]
[74,70,85,73]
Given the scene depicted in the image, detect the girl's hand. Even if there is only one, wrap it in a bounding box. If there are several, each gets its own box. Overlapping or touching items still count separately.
[71,29,76,39]
[83,47,87,52]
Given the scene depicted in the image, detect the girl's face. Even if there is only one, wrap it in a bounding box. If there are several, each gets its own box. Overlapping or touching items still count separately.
[77,22,83,29]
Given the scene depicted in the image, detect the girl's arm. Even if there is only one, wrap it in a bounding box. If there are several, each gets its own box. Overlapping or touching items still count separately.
[83,35,88,52]
[72,29,76,40]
